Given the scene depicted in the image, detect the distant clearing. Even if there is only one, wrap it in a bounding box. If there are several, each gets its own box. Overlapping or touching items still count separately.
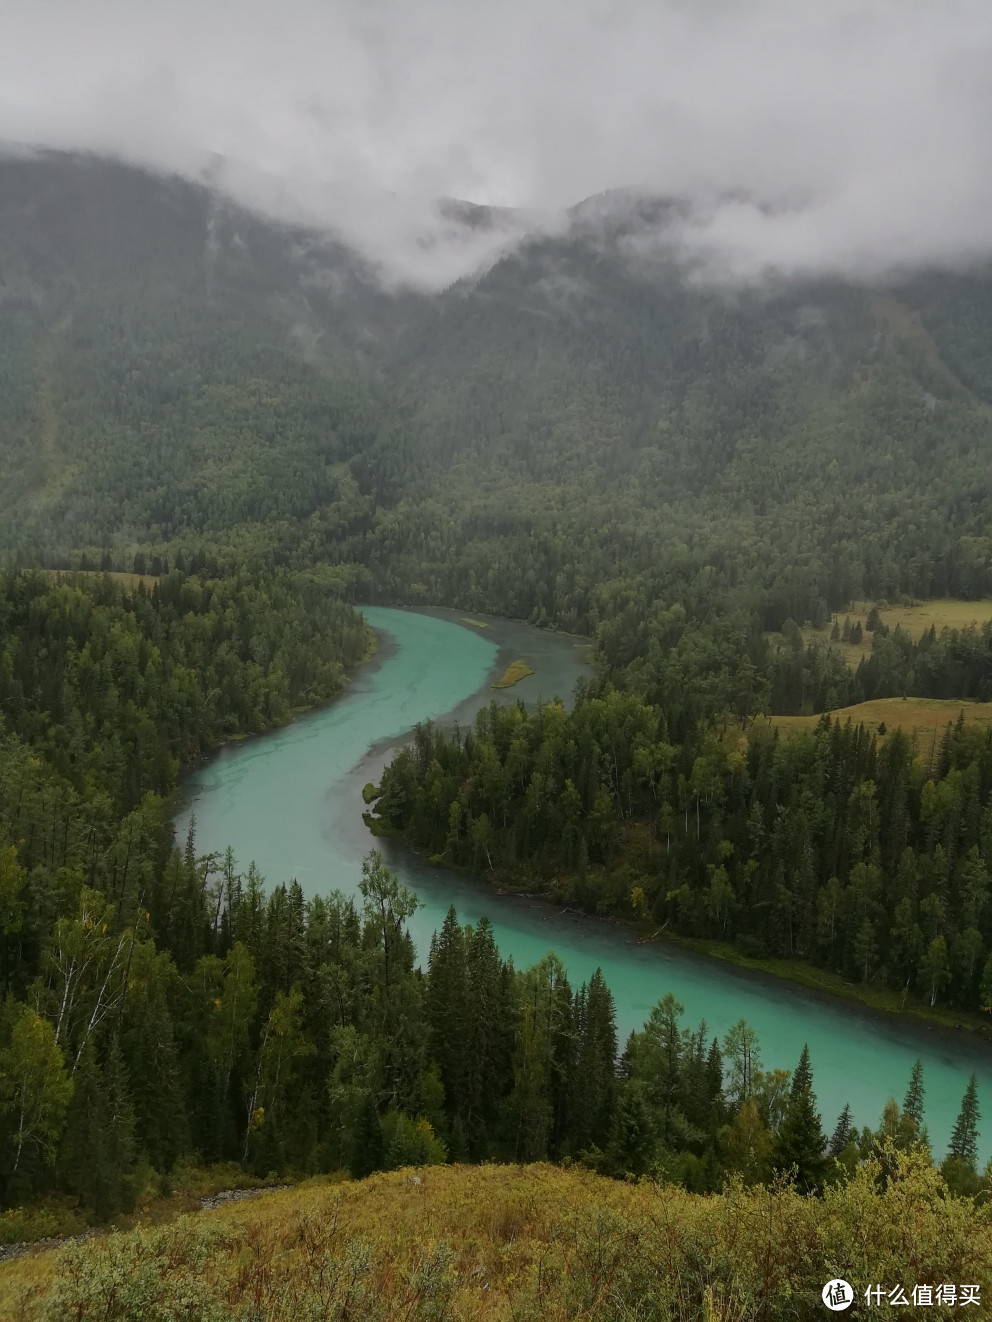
[778,598,992,669]
[764,696,992,742]
[45,569,161,591]
[852,598,992,639]
[492,659,535,689]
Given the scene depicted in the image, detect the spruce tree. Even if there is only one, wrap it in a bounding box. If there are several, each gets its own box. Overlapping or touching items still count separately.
[980,953,992,1012]
[947,1075,980,1169]
[569,968,618,1154]
[828,1103,853,1157]
[58,1039,137,1219]
[464,917,515,1158]
[425,906,469,1126]
[902,1060,925,1140]
[57,1047,107,1211]
[348,1092,383,1178]
[772,1045,827,1191]
[102,1036,138,1212]
[702,1037,725,1134]
[603,1081,658,1178]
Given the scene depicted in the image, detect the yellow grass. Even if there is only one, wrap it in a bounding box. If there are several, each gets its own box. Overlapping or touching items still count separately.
[1,1159,987,1321]
[461,617,489,629]
[783,598,992,669]
[765,696,992,741]
[854,598,992,640]
[491,659,535,689]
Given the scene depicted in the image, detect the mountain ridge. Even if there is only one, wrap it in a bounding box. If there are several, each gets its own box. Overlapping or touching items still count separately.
[1,151,991,634]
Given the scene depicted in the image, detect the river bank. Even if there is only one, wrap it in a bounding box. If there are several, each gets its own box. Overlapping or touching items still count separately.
[663,933,992,1041]
[176,617,383,784]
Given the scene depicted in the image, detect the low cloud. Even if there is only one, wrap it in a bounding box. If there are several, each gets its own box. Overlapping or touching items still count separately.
[3,0,992,288]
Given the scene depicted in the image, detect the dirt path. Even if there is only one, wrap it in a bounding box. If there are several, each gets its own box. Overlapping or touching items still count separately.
[0,1184,292,1264]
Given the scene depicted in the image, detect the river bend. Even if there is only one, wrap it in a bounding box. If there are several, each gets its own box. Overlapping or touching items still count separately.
[177,607,992,1160]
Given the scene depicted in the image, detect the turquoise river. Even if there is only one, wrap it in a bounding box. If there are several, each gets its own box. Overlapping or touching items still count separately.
[177,607,992,1161]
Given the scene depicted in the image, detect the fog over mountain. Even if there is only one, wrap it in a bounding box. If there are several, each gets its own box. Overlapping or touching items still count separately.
[3,0,992,288]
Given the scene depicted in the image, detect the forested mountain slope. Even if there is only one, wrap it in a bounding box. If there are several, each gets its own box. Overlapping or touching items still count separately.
[2,151,992,637]
[0,152,396,558]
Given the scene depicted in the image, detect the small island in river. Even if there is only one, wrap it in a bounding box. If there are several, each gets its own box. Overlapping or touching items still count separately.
[492,659,536,688]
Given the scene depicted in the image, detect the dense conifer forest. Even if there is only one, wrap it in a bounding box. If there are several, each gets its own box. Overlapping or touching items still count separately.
[2,154,992,1279]
[372,694,992,1016]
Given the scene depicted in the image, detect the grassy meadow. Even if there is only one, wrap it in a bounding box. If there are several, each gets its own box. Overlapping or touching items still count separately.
[1,1157,987,1321]
[793,598,992,668]
[766,695,992,743]
[43,569,161,592]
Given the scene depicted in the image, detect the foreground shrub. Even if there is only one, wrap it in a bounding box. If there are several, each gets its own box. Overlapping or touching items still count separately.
[2,1152,987,1321]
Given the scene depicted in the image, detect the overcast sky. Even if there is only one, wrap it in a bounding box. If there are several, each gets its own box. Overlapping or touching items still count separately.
[2,0,992,288]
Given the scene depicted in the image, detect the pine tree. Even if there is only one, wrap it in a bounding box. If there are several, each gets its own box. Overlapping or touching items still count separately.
[527,953,575,1157]
[902,1060,925,1138]
[721,1019,760,1108]
[464,918,514,1158]
[425,907,469,1126]
[102,1036,138,1212]
[348,1092,383,1178]
[569,968,618,1154]
[510,1003,552,1162]
[947,1075,980,1169]
[169,828,210,972]
[603,1081,658,1178]
[828,1103,853,1157]
[980,953,992,1012]
[704,1038,725,1130]
[852,917,877,983]
[772,1045,827,1191]
[57,1039,137,1219]
[919,936,951,1007]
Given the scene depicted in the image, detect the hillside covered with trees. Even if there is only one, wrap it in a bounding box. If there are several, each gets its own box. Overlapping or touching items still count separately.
[2,153,992,633]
